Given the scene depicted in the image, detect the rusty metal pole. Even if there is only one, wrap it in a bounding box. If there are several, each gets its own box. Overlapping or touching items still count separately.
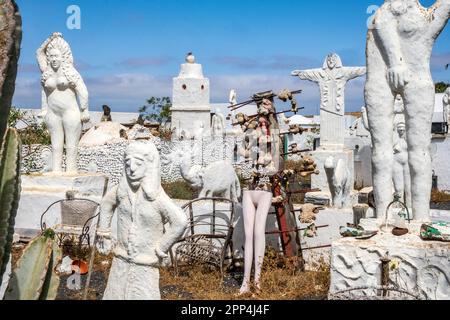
[380,254,391,298]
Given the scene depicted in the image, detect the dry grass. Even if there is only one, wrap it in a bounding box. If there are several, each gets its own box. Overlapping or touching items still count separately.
[10,240,330,300]
[161,248,330,300]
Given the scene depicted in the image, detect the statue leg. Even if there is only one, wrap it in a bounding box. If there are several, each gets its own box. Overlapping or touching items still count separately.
[240,191,256,294]
[253,191,272,290]
[62,109,82,173]
[45,111,64,172]
[365,80,395,218]
[403,82,434,221]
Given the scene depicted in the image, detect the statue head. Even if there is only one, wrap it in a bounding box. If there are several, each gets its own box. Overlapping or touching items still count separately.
[324,53,342,70]
[123,141,161,199]
[103,105,111,116]
[48,48,62,71]
[396,122,406,138]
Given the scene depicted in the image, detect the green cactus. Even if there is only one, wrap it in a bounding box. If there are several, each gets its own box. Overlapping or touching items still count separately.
[0,128,21,284]
[4,233,61,300]
[0,0,22,138]
[0,0,22,286]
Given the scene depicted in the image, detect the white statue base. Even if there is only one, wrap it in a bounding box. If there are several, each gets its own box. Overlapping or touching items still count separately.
[15,173,108,238]
[330,231,450,300]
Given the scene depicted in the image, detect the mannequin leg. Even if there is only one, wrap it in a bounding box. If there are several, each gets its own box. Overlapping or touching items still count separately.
[253,191,272,290]
[240,191,256,293]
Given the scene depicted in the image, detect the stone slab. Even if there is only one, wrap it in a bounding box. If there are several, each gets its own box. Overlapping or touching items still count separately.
[15,173,108,236]
[330,232,450,300]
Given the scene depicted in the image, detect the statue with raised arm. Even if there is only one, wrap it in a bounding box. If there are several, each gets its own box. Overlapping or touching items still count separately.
[96,140,188,300]
[36,33,90,173]
[365,0,450,221]
[292,53,366,147]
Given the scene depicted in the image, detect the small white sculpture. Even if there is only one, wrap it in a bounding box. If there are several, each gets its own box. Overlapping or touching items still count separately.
[36,33,90,173]
[211,111,225,137]
[393,122,411,208]
[324,156,351,209]
[444,87,450,125]
[96,140,188,300]
[365,0,450,220]
[229,89,237,106]
[179,154,241,203]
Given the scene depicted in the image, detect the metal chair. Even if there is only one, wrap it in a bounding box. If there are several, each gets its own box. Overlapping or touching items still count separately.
[40,198,100,248]
[172,197,235,277]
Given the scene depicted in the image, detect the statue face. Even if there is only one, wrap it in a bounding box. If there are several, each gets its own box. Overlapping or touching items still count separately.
[48,49,62,70]
[397,125,406,137]
[327,55,337,69]
[125,153,148,184]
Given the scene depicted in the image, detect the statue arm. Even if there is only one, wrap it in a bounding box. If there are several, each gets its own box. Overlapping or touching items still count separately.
[74,76,89,112]
[36,40,49,73]
[345,67,367,81]
[97,185,119,237]
[156,192,188,254]
[429,0,450,38]
[40,89,48,117]
[291,69,322,83]
[372,5,404,69]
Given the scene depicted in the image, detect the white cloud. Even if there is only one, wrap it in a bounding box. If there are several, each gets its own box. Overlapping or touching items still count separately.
[12,72,366,114]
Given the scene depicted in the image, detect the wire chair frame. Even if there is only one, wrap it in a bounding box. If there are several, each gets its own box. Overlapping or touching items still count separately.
[40,198,100,249]
[172,197,235,278]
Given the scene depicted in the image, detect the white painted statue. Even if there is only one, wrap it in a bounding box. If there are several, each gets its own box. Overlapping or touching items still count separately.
[179,153,241,203]
[393,122,412,209]
[444,87,450,125]
[365,0,450,221]
[37,33,90,173]
[96,140,188,300]
[292,53,366,148]
[211,110,226,137]
[324,156,351,209]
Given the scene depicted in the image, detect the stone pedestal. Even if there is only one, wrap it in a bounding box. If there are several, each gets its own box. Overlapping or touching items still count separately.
[330,231,450,300]
[15,173,108,238]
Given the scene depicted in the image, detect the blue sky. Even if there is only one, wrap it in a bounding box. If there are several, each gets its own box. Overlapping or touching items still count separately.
[13,0,450,114]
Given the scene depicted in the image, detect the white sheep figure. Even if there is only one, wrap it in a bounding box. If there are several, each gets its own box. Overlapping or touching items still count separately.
[324,156,351,209]
[179,153,241,203]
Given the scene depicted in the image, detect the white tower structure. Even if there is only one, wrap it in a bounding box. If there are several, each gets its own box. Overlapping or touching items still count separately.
[171,53,211,139]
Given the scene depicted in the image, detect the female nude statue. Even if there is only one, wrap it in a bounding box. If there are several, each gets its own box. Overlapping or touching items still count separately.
[365,0,450,221]
[37,33,90,173]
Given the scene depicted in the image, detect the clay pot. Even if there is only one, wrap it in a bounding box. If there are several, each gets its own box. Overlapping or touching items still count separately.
[72,260,89,275]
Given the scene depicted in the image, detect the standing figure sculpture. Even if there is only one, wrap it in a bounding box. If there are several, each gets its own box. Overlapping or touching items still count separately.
[393,122,412,209]
[96,140,188,300]
[444,87,450,126]
[365,0,450,221]
[292,53,366,148]
[211,110,225,137]
[37,33,90,173]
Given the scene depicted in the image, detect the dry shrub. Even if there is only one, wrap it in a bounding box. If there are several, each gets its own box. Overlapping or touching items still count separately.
[162,180,197,200]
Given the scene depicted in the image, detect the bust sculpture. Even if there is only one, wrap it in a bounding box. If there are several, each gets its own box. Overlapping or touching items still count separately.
[36,33,90,173]
[365,0,450,221]
[96,140,188,300]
